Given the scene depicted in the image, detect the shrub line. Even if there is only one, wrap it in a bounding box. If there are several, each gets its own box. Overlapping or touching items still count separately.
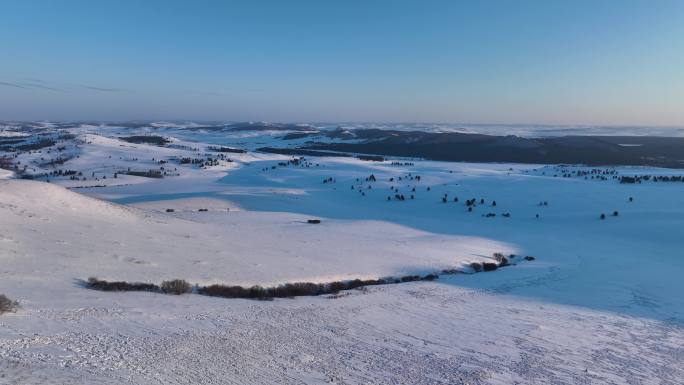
[84,254,534,300]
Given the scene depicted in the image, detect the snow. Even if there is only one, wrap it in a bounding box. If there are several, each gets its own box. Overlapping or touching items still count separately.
[0,168,13,179]
[0,179,509,288]
[0,130,30,137]
[1,128,683,384]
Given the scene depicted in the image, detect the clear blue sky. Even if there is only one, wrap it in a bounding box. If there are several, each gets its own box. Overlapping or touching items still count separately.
[1,0,683,125]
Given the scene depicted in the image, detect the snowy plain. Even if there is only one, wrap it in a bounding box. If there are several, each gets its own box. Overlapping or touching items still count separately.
[1,125,684,384]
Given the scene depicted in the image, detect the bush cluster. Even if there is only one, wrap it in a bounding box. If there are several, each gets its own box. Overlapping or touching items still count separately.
[199,276,431,300]
[86,277,159,292]
[0,294,19,314]
[482,262,499,271]
[470,262,483,272]
[161,279,192,295]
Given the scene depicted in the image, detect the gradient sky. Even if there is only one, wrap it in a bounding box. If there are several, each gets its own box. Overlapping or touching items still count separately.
[1,0,683,125]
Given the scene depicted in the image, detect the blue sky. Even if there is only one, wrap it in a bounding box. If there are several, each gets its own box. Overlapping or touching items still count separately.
[1,0,683,125]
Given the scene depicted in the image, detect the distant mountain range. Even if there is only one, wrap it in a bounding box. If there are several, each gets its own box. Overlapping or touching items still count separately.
[271,128,684,168]
[3,121,684,168]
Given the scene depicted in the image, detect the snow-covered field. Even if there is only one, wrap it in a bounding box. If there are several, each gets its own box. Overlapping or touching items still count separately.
[1,126,684,384]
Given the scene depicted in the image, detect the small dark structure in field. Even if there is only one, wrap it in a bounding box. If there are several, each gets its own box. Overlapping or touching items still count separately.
[307,219,321,224]
[166,208,175,213]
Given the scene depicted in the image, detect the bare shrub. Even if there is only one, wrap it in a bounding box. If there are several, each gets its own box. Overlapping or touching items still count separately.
[161,279,192,295]
[201,277,397,299]
[87,277,159,292]
[327,281,347,293]
[482,262,498,271]
[470,262,483,272]
[0,294,19,314]
[400,275,421,282]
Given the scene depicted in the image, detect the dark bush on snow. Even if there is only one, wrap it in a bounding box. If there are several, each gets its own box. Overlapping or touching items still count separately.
[200,284,253,298]
[272,282,325,297]
[201,282,324,299]
[492,252,510,266]
[524,256,536,261]
[161,279,192,295]
[124,170,163,178]
[400,275,421,282]
[0,294,19,314]
[307,219,321,224]
[87,277,160,292]
[482,263,498,272]
[198,275,436,299]
[470,262,483,272]
[121,135,170,146]
[207,146,246,153]
[328,281,348,293]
